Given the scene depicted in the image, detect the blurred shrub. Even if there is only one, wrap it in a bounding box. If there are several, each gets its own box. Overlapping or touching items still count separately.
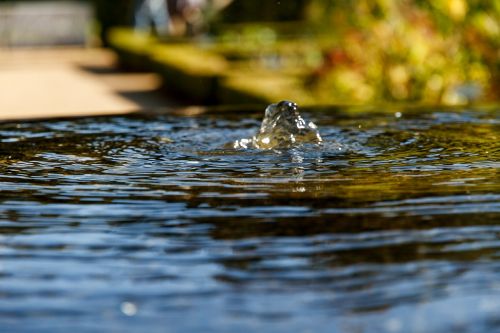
[306,0,499,104]
[100,0,498,105]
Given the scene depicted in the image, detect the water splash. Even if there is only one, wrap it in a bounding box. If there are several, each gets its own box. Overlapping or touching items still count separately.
[234,101,322,149]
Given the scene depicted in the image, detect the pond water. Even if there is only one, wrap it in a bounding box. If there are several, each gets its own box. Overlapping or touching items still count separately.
[0,105,499,333]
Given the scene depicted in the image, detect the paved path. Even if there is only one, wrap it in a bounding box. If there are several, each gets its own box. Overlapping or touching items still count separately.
[0,48,177,122]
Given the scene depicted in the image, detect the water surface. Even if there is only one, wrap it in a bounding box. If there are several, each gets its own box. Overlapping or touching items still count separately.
[0,105,499,332]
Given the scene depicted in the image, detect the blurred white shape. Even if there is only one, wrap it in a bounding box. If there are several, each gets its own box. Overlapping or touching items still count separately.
[121,302,138,316]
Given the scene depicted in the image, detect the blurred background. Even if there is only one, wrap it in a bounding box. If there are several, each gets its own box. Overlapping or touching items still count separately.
[0,0,499,106]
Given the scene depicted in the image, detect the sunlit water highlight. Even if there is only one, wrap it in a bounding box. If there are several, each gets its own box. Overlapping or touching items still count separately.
[235,100,322,149]
[0,106,499,333]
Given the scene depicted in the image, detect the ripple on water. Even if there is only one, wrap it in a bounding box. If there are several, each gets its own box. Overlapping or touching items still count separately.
[0,106,499,332]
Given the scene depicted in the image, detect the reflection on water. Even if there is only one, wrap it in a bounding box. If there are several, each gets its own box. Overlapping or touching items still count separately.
[0,106,499,332]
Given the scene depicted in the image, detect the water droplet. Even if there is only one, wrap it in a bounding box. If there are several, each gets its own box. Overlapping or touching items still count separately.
[121,302,138,316]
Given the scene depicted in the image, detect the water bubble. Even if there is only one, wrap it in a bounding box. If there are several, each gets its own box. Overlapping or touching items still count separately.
[120,302,138,316]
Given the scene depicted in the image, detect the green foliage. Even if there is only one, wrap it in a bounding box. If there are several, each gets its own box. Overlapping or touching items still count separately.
[107,28,156,70]
[306,0,499,104]
[151,44,228,103]
[108,28,156,54]
[106,1,499,106]
[152,44,228,75]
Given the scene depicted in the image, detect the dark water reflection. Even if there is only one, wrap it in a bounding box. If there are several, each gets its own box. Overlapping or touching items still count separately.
[0,106,499,332]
